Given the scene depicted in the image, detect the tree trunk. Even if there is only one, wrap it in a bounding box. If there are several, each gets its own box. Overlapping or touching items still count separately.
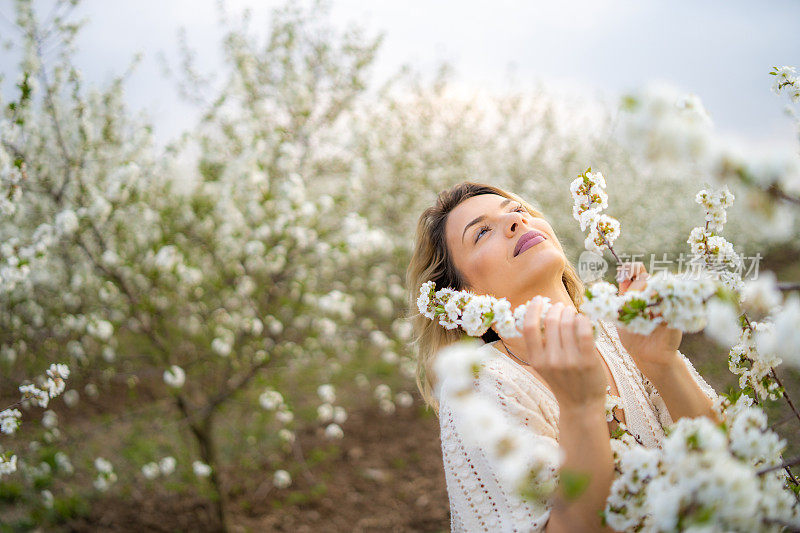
[175,396,230,533]
[191,415,230,533]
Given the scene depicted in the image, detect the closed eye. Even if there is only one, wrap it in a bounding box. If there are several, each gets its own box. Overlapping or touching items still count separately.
[474,205,526,242]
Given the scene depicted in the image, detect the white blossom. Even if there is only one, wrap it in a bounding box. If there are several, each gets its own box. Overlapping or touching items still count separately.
[158,456,176,476]
[434,342,563,498]
[211,337,233,357]
[0,455,18,476]
[332,406,347,424]
[273,469,292,489]
[379,399,396,414]
[259,389,284,410]
[395,391,413,407]
[317,403,334,422]
[141,462,160,479]
[771,65,800,102]
[41,410,57,429]
[163,365,186,388]
[87,319,114,341]
[324,423,344,440]
[19,384,49,408]
[753,293,800,368]
[741,271,782,316]
[275,409,294,424]
[605,397,800,531]
[278,429,295,443]
[316,384,336,403]
[193,461,212,478]
[54,209,79,236]
[704,298,742,347]
[63,389,79,407]
[0,409,21,434]
[95,457,113,474]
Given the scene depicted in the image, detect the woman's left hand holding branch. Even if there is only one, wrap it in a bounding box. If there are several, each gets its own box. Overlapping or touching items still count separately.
[614,261,720,423]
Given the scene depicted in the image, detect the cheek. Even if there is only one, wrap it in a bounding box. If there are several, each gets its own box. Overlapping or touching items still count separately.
[468,242,504,291]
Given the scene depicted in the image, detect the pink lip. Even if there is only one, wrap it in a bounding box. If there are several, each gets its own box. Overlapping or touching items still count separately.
[514,230,547,257]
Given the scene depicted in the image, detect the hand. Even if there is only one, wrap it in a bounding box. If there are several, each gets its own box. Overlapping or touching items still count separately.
[615,262,682,365]
[521,297,607,408]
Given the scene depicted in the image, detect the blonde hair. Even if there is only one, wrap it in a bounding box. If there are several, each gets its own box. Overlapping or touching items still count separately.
[405,182,585,415]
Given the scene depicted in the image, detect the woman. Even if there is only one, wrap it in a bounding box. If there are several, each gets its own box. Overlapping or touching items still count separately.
[406,182,720,532]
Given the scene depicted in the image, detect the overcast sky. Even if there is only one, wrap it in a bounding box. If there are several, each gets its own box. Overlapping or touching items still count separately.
[1,0,799,151]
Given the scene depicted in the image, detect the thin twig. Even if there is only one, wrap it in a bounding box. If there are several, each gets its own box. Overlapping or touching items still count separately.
[757,456,800,476]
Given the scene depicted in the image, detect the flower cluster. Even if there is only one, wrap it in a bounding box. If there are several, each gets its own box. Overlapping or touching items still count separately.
[725,271,800,370]
[141,456,177,480]
[770,65,800,103]
[372,383,413,414]
[582,271,721,335]
[570,168,621,255]
[604,395,800,531]
[687,186,800,389]
[316,384,346,440]
[752,292,800,369]
[694,186,734,233]
[618,82,716,165]
[258,388,294,424]
[740,271,783,317]
[433,341,564,498]
[1,363,70,478]
[728,322,783,401]
[417,281,555,338]
[93,457,118,492]
[687,186,743,293]
[18,363,70,409]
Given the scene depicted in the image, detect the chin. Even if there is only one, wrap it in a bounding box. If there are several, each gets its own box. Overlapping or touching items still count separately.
[519,249,564,279]
[521,245,564,267]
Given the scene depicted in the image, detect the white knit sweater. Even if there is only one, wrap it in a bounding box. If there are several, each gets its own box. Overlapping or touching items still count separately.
[437,319,719,532]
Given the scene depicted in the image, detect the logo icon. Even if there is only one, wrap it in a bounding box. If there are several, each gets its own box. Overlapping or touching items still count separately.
[577,250,608,283]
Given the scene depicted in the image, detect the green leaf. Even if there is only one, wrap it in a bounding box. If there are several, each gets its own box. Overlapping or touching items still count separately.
[559,468,591,500]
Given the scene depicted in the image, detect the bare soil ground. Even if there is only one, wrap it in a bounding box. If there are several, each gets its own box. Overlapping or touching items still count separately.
[60,404,450,532]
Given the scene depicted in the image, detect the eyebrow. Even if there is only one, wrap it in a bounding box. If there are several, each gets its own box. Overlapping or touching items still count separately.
[461,198,513,244]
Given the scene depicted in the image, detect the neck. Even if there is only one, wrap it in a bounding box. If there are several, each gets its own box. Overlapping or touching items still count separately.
[495,277,577,362]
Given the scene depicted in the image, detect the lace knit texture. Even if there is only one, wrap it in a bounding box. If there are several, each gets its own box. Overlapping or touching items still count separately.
[437,319,719,533]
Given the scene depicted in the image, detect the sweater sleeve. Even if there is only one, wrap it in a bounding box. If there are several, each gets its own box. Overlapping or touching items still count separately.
[676,349,719,403]
[438,357,560,533]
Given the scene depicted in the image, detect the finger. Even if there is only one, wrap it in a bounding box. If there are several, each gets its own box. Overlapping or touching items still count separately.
[522,296,544,364]
[559,305,579,365]
[617,262,633,294]
[543,301,565,365]
[618,261,648,294]
[616,261,632,282]
[575,314,596,360]
[628,262,650,292]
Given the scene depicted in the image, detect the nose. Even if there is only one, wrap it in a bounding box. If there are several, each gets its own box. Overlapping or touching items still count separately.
[504,210,525,238]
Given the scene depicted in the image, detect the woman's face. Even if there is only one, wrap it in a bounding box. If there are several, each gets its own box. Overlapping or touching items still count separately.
[444,193,567,308]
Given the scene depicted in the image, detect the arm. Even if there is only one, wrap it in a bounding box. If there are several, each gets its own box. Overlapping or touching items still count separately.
[516,299,617,532]
[546,400,616,533]
[637,350,722,424]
